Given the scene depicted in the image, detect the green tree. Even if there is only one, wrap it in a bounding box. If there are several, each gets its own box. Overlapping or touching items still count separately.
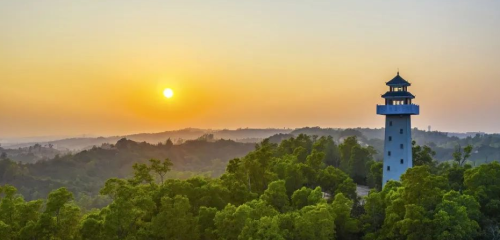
[239,216,284,240]
[129,163,154,185]
[318,166,357,200]
[260,180,289,213]
[464,162,500,222]
[151,195,199,239]
[214,204,251,240]
[0,221,12,240]
[331,193,359,240]
[295,203,336,240]
[348,145,373,184]
[412,141,436,167]
[367,161,383,190]
[80,211,104,240]
[149,158,173,185]
[313,136,341,167]
[198,207,217,240]
[306,149,325,171]
[453,144,473,166]
[432,196,480,240]
[339,136,359,172]
[39,187,81,240]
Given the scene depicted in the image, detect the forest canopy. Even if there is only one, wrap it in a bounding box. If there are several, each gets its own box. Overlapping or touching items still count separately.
[1,134,499,239]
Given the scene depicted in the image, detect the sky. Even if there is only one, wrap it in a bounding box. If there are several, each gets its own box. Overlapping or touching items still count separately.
[1,0,500,138]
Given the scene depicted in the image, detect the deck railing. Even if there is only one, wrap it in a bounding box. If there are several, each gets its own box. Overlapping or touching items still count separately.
[376,104,419,115]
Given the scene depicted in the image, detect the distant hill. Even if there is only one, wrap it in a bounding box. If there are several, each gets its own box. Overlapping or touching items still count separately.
[3,127,499,165]
[2,128,293,151]
[0,138,255,200]
[0,144,67,163]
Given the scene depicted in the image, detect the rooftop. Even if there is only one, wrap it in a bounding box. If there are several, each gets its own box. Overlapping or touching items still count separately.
[386,72,411,87]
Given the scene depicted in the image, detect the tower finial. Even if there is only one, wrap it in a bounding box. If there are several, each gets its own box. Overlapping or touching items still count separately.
[397,68,399,75]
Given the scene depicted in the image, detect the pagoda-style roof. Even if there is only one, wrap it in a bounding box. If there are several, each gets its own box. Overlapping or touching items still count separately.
[386,73,411,87]
[381,91,415,99]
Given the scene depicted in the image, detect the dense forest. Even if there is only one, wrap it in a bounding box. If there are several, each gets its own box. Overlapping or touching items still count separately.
[1,133,499,239]
[0,137,254,201]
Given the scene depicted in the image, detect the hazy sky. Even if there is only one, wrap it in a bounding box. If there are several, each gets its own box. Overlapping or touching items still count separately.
[2,0,500,138]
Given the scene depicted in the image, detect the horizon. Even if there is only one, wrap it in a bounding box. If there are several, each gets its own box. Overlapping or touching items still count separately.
[0,126,491,145]
[2,1,500,137]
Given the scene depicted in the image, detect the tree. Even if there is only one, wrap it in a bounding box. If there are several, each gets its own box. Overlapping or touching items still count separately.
[129,163,153,185]
[260,180,289,213]
[331,193,359,240]
[238,216,284,240]
[198,207,217,240]
[291,187,311,210]
[45,188,74,226]
[396,204,433,240]
[313,136,341,167]
[80,212,104,240]
[99,179,155,239]
[339,136,359,172]
[149,158,173,185]
[464,162,500,222]
[151,195,199,239]
[401,166,449,210]
[0,221,12,240]
[294,146,309,163]
[214,204,251,240]
[318,166,357,200]
[294,203,336,240]
[432,196,480,240]
[165,138,174,148]
[291,186,325,210]
[306,150,325,171]
[348,145,372,184]
[412,141,436,166]
[367,161,383,190]
[40,187,81,240]
[453,144,473,166]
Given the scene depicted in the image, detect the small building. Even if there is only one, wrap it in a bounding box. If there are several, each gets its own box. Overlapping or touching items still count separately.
[376,72,419,186]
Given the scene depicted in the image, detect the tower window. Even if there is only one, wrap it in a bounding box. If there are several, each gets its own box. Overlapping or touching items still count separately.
[389,121,393,126]
[387,166,390,171]
[400,129,403,134]
[388,151,391,156]
[388,136,392,141]
[400,144,404,149]
[400,159,404,164]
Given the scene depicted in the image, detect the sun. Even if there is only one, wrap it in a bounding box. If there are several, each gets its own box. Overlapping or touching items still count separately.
[163,88,174,98]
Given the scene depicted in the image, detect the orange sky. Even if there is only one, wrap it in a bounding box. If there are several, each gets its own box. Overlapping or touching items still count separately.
[2,1,500,138]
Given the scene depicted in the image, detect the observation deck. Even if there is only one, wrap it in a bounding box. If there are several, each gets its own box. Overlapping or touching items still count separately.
[376,104,419,115]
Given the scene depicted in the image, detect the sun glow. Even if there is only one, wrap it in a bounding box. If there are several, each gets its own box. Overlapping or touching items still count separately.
[163,88,174,98]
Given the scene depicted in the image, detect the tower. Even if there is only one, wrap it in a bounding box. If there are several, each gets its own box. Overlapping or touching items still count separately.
[376,72,419,186]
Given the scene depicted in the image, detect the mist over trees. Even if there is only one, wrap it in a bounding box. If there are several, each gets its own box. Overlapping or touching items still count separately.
[3,127,499,164]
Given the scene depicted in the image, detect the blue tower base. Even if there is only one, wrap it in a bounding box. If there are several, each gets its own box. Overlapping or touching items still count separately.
[382,115,413,186]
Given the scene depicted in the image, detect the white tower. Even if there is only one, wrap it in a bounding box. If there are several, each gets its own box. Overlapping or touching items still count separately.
[376,72,419,186]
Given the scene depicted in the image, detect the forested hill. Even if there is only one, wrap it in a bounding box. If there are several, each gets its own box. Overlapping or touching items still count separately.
[1,133,499,239]
[0,138,254,200]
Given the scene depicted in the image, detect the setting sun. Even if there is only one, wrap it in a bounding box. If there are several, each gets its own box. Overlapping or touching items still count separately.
[163,88,174,98]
